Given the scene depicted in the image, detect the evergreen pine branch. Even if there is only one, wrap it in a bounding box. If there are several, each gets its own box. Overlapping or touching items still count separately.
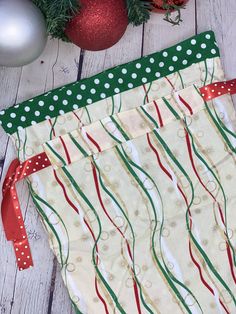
[126,0,152,26]
[32,0,80,41]
[156,0,186,25]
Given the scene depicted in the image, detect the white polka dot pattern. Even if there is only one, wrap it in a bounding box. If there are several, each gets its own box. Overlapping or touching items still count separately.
[0,31,220,135]
[2,152,51,270]
[200,79,236,101]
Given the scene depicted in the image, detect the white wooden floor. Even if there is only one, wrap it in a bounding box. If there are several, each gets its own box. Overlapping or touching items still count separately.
[0,1,236,313]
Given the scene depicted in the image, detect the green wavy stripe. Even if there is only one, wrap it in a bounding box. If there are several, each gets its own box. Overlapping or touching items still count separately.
[119,144,203,313]
[210,60,215,84]
[61,167,126,314]
[19,125,70,290]
[28,183,69,267]
[139,107,159,129]
[118,95,122,113]
[178,71,185,89]
[16,130,21,160]
[184,120,236,266]
[92,157,154,314]
[120,144,204,313]
[152,129,236,305]
[30,183,76,309]
[71,299,83,314]
[162,97,181,120]
[18,126,28,164]
[203,60,208,87]
[110,116,130,141]
[111,95,115,116]
[23,129,27,160]
[143,82,152,105]
[116,145,194,314]
[85,106,92,124]
[45,142,67,166]
[92,111,201,312]
[100,120,122,144]
[137,99,235,306]
[16,128,28,161]
[49,116,58,140]
[211,106,236,140]
[69,133,89,157]
[203,102,236,154]
[194,86,236,153]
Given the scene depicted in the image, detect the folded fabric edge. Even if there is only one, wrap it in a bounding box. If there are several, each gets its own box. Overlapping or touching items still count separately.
[42,79,236,170]
[43,84,205,168]
[0,30,219,135]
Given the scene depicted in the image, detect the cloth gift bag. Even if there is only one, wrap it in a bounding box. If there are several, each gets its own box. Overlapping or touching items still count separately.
[1,31,236,313]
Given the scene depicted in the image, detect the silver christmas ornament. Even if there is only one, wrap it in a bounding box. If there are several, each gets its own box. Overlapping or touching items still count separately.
[0,0,47,67]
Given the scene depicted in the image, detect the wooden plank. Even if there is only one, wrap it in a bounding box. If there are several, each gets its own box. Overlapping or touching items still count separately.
[16,40,80,103]
[0,67,22,177]
[51,263,74,314]
[143,0,196,55]
[196,0,236,106]
[0,66,25,314]
[196,0,236,78]
[80,24,143,78]
[0,39,80,314]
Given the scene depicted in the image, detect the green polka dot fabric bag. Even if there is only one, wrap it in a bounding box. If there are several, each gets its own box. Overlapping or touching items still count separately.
[1,31,236,313]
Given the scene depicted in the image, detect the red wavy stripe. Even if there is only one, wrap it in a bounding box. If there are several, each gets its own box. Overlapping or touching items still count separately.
[73,111,82,122]
[178,95,193,115]
[86,132,101,152]
[95,278,109,314]
[49,119,56,137]
[185,130,236,285]
[146,133,229,313]
[153,100,164,127]
[226,243,236,284]
[143,84,149,103]
[92,163,142,314]
[165,76,175,90]
[146,133,192,228]
[72,111,84,126]
[188,241,214,293]
[53,170,108,312]
[59,136,71,164]
[189,242,230,314]
[53,169,78,214]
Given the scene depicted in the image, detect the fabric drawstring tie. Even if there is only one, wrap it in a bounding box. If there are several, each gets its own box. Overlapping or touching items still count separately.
[1,152,51,270]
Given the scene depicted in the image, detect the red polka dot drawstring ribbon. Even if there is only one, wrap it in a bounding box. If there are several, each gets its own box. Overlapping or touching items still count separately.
[1,152,51,271]
[199,78,236,100]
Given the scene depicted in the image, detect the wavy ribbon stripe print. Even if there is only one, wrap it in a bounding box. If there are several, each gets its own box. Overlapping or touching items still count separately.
[1,32,236,313]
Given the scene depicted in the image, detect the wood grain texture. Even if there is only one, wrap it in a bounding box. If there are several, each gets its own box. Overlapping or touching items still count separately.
[196,0,236,107]
[0,1,235,313]
[0,39,80,314]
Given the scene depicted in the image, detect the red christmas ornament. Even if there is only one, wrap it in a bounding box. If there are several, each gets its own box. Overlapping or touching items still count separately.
[65,0,128,51]
[151,0,189,12]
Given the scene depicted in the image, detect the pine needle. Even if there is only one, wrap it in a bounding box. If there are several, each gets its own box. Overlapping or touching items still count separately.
[126,0,152,26]
[32,0,80,41]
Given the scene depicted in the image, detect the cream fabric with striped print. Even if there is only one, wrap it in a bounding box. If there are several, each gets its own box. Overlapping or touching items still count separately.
[28,86,236,314]
[1,31,236,313]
